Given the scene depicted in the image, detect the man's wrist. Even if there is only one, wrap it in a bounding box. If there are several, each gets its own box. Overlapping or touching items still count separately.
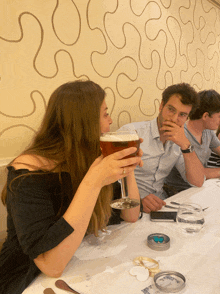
[179,140,191,150]
[181,144,194,153]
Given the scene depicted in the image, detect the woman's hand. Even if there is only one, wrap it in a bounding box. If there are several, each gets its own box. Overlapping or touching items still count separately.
[89,147,142,187]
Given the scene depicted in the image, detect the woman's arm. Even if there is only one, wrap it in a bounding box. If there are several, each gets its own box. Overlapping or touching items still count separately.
[34,170,102,278]
[33,147,142,277]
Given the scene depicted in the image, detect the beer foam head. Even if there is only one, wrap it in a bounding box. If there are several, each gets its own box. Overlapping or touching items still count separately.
[100,133,139,142]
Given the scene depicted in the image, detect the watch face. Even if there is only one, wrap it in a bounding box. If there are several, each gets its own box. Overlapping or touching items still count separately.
[189,145,194,152]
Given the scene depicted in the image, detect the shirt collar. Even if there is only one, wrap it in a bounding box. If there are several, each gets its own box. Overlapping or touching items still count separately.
[151,118,160,139]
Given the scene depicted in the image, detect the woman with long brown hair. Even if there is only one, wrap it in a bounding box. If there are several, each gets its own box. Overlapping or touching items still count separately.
[0,80,143,294]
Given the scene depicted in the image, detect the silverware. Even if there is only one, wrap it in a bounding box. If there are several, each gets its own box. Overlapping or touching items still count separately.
[170,201,209,211]
[165,205,178,209]
[170,201,181,206]
[55,279,81,294]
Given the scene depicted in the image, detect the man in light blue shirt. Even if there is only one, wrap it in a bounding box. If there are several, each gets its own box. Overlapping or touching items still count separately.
[166,89,220,193]
[120,83,205,213]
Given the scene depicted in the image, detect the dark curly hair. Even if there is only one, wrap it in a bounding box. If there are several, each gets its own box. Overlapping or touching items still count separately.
[189,89,220,120]
[162,83,199,116]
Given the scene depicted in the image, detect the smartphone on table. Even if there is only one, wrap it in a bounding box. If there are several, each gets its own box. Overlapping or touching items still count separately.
[150,211,177,222]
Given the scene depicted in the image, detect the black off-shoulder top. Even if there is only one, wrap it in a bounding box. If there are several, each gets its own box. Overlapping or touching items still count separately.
[0,166,122,294]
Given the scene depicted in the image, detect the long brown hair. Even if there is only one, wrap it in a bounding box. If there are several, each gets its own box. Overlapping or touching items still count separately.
[1,80,113,236]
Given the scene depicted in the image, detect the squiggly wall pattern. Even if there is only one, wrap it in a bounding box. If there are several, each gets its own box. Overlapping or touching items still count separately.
[0,0,220,159]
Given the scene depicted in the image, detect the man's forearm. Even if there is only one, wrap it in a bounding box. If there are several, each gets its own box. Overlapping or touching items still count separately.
[183,152,205,187]
[204,167,220,179]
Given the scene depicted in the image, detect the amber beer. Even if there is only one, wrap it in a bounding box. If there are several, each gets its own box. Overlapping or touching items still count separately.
[100,132,140,158]
[100,131,140,209]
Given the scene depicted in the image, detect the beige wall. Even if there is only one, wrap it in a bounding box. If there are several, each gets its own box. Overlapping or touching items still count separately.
[0,0,220,242]
[0,0,220,160]
[0,160,9,243]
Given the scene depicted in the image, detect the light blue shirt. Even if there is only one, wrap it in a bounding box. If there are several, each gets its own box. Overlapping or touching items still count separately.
[119,119,188,199]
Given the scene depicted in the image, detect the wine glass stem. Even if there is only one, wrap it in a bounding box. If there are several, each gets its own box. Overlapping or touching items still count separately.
[121,177,128,198]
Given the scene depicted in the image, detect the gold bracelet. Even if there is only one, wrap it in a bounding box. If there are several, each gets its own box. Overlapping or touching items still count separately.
[133,256,160,277]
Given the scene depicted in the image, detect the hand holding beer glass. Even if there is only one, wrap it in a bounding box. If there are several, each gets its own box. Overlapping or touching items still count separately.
[100,130,140,209]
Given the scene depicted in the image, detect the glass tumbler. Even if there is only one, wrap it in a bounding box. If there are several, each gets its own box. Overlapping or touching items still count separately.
[176,203,205,234]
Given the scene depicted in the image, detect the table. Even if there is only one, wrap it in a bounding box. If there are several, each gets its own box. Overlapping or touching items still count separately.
[23,179,220,294]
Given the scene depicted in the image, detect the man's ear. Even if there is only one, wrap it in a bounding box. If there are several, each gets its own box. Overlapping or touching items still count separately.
[202,112,210,120]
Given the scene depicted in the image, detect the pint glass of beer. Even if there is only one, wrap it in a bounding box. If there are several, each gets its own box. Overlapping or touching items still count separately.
[100,130,140,209]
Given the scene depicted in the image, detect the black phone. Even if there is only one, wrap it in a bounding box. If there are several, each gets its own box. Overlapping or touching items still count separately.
[150,211,177,222]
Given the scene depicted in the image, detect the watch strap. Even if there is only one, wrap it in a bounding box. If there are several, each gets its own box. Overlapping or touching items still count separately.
[181,144,194,153]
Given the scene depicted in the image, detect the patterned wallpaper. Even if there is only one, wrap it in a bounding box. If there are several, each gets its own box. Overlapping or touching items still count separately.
[1,0,220,159]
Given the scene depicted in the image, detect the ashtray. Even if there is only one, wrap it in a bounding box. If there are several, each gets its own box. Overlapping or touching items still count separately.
[154,271,186,293]
[147,233,170,251]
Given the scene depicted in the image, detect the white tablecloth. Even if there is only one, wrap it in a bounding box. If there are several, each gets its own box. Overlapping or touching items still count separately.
[23,179,220,294]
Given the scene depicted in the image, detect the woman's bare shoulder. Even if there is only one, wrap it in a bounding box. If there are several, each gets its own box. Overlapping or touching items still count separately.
[12,154,56,171]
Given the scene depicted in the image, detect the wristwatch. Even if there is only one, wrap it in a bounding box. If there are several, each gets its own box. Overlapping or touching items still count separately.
[181,144,194,153]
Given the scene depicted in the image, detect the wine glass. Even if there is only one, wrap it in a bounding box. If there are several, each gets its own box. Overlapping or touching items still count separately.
[176,203,205,234]
[100,130,140,209]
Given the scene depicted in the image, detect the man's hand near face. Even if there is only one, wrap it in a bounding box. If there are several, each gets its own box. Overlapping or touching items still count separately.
[141,194,166,213]
[159,120,204,188]
[160,121,190,149]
